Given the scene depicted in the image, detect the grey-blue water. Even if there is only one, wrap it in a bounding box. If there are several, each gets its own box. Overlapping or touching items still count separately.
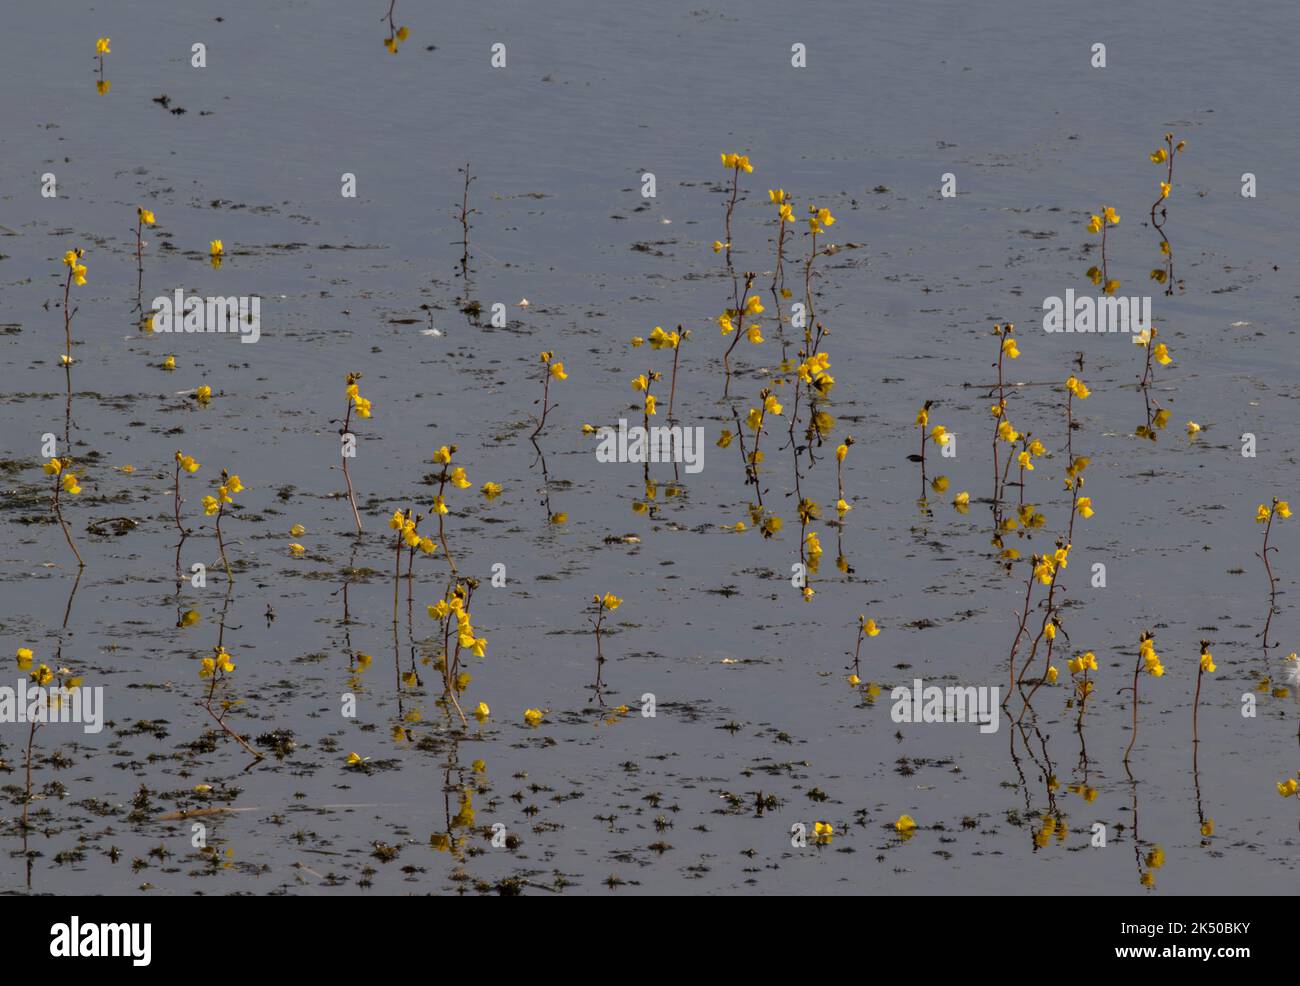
[1,0,1297,894]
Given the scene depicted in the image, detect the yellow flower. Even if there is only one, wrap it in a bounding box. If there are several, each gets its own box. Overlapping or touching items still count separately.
[953,491,970,513]
[716,429,733,449]
[894,814,917,833]
[1153,343,1172,366]
[289,542,306,556]
[1150,147,1167,164]
[1001,336,1020,359]
[1017,450,1034,472]
[196,384,212,406]
[1186,421,1201,436]
[836,443,848,463]
[450,466,471,489]
[95,38,111,54]
[763,394,783,416]
[1256,503,1272,524]
[162,354,176,371]
[1046,665,1059,684]
[16,648,34,671]
[482,481,503,500]
[1277,500,1292,519]
[474,701,490,721]
[813,821,833,843]
[1199,651,1215,673]
[42,458,63,476]
[1103,206,1120,225]
[997,420,1019,443]
[644,394,657,416]
[346,752,364,766]
[1065,376,1090,399]
[1277,777,1298,798]
[746,324,764,344]
[1085,215,1102,234]
[929,424,948,447]
[631,374,648,392]
[524,708,544,726]
[433,445,452,465]
[550,361,568,380]
[137,207,156,225]
[1033,556,1056,585]
[862,618,880,637]
[1159,181,1172,200]
[1075,496,1094,519]
[601,593,622,611]
[210,240,224,256]
[61,473,81,495]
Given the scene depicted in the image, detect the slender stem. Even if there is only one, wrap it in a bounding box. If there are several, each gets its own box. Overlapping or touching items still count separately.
[341,402,362,533]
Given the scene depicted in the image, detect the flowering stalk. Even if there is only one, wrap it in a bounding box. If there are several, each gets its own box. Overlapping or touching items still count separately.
[802,205,836,351]
[1124,631,1165,766]
[1193,641,1215,745]
[1084,206,1120,295]
[14,652,83,828]
[427,581,486,726]
[989,323,1017,507]
[58,248,87,450]
[849,614,879,681]
[589,593,622,700]
[341,372,371,533]
[717,152,752,268]
[173,451,200,536]
[1255,498,1291,649]
[198,631,262,761]
[201,470,245,579]
[42,457,83,568]
[1148,134,1184,295]
[835,437,854,516]
[532,352,567,440]
[135,206,155,306]
[719,274,759,395]
[431,444,472,574]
